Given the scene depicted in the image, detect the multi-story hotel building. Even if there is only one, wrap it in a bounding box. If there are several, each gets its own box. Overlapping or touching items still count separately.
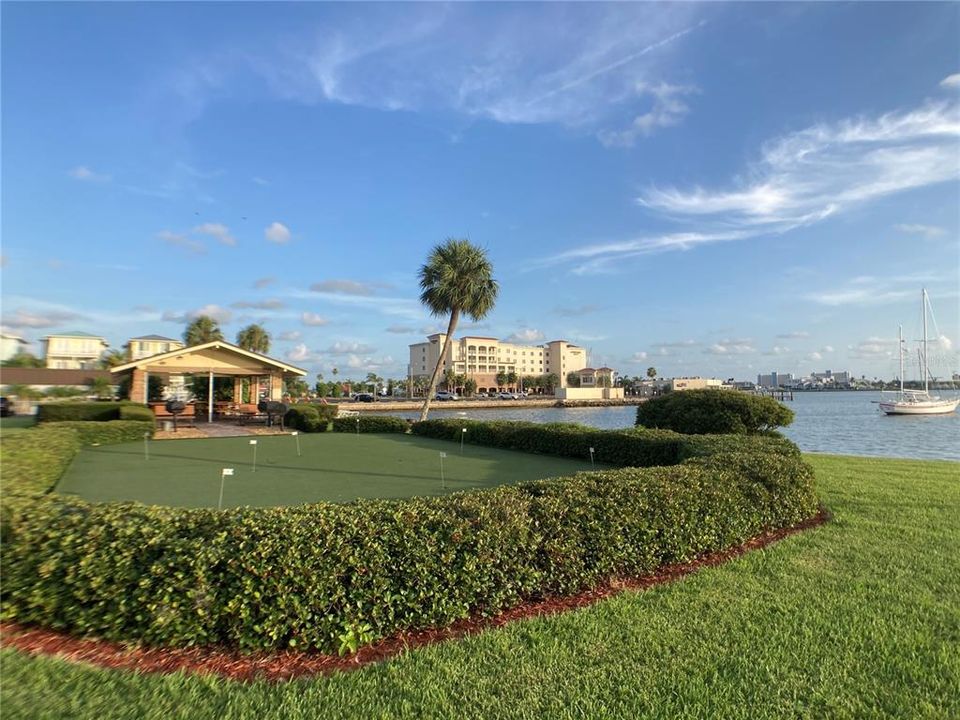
[41,331,109,369]
[408,334,588,392]
[127,335,185,360]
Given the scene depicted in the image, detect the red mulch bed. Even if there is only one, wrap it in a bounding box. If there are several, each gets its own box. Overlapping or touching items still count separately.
[1,508,830,683]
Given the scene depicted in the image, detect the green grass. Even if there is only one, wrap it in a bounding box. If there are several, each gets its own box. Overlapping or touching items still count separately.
[0,415,36,436]
[54,433,607,507]
[4,454,958,719]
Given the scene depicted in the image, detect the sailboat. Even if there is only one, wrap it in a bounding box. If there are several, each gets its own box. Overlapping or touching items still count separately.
[878,289,959,416]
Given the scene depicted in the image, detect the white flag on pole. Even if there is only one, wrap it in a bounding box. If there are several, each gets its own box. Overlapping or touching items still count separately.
[222,468,234,477]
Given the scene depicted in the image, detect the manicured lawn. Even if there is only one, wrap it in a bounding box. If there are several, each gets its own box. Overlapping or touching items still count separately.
[4,454,958,719]
[55,433,606,507]
[0,415,36,436]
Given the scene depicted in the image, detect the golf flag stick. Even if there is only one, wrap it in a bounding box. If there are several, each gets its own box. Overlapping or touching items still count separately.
[589,447,595,469]
[219,468,234,511]
[143,432,150,461]
[292,431,300,457]
[461,427,466,454]
[249,439,258,472]
[440,452,447,490]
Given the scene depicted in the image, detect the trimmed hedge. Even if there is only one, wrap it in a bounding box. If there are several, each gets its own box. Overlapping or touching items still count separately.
[46,420,154,446]
[331,415,409,433]
[0,426,81,499]
[1,456,817,652]
[118,404,155,423]
[0,417,818,655]
[411,420,797,467]
[636,389,794,435]
[37,402,122,423]
[284,405,328,433]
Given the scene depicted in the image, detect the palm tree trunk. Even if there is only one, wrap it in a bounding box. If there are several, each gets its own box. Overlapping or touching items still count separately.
[418,309,460,422]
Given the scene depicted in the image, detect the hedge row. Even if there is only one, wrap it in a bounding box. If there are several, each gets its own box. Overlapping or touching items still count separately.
[331,415,409,433]
[36,402,152,424]
[411,419,798,467]
[1,451,817,653]
[46,420,154,446]
[0,426,81,501]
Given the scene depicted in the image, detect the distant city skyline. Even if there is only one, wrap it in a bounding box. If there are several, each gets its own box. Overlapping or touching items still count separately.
[2,3,958,381]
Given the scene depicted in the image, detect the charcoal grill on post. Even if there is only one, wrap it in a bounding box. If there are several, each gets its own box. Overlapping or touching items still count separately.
[257,400,288,430]
[165,400,186,432]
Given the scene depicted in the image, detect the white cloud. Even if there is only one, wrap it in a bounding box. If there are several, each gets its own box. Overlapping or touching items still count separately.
[704,339,755,355]
[68,166,110,182]
[278,330,302,342]
[895,223,947,238]
[157,230,206,255]
[848,337,897,360]
[162,304,234,324]
[933,335,953,351]
[230,299,285,310]
[639,100,959,228]
[628,351,648,362]
[194,222,236,246]
[310,279,390,296]
[1,308,84,329]
[326,341,376,355]
[941,73,960,89]
[301,312,329,326]
[253,276,275,289]
[345,354,395,371]
[598,82,698,147]
[286,343,312,362]
[764,345,790,356]
[265,222,291,244]
[804,275,938,307]
[505,328,545,343]
[806,351,823,361]
[822,345,835,353]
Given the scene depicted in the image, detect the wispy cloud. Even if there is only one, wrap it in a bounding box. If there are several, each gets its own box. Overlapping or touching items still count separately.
[776,331,809,339]
[310,279,390,296]
[68,165,111,182]
[941,73,960,89]
[265,222,291,244]
[505,328,545,343]
[162,304,234,324]
[1,308,84,329]
[163,5,702,145]
[598,82,698,147]
[704,338,755,355]
[326,341,376,355]
[230,299,285,310]
[895,223,947,238]
[194,222,236,246]
[253,276,276,289]
[278,330,302,342]
[157,230,206,255]
[301,312,329,327]
[804,274,946,307]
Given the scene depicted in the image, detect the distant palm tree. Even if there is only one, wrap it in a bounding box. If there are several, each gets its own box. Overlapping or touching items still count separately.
[647,366,657,380]
[99,349,127,369]
[443,368,457,391]
[236,324,271,354]
[506,370,518,390]
[495,370,508,389]
[417,238,498,421]
[184,315,224,346]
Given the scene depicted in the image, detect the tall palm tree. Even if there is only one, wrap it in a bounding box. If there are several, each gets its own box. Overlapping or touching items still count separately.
[236,324,271,354]
[418,238,498,421]
[647,366,658,380]
[184,315,224,346]
[99,349,127,369]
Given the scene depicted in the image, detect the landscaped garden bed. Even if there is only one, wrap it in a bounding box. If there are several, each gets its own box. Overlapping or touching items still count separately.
[0,415,819,659]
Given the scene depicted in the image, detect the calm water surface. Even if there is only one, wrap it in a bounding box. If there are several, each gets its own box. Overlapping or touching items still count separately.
[385,392,959,461]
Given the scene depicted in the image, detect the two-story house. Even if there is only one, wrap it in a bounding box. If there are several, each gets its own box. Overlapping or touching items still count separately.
[41,332,109,369]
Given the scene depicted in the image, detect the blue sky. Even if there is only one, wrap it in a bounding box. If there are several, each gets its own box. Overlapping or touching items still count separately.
[2,2,958,381]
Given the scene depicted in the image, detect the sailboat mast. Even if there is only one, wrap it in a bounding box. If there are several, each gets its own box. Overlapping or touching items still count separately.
[922,288,928,394]
[899,324,904,395]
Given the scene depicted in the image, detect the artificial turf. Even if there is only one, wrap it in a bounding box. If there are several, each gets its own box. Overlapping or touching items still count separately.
[54,433,607,508]
[6,454,959,719]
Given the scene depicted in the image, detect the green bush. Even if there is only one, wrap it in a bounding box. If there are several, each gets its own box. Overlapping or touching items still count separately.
[1,452,817,653]
[1,417,817,655]
[37,402,122,423]
[0,426,81,499]
[46,420,154,446]
[332,415,409,433]
[284,404,338,432]
[636,389,794,435]
[118,404,154,423]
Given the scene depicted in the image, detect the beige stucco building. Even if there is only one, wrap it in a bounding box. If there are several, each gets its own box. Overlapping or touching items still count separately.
[670,376,726,391]
[0,333,29,362]
[408,334,588,392]
[41,331,109,369]
[127,335,185,360]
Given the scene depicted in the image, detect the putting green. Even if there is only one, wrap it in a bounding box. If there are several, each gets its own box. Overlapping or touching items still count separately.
[55,433,607,508]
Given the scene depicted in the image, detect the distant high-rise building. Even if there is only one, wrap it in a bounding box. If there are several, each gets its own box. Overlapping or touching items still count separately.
[757,371,794,388]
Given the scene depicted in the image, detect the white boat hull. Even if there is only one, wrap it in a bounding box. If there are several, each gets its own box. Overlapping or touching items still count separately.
[879,397,960,415]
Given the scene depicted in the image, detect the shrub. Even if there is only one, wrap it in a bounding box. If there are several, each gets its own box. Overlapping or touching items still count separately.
[1,453,817,653]
[0,426,81,499]
[46,420,154,446]
[636,389,794,435]
[284,404,339,432]
[37,402,121,423]
[332,415,409,433]
[118,404,154,423]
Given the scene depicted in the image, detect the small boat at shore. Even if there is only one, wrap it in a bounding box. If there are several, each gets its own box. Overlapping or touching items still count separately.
[877,289,958,416]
